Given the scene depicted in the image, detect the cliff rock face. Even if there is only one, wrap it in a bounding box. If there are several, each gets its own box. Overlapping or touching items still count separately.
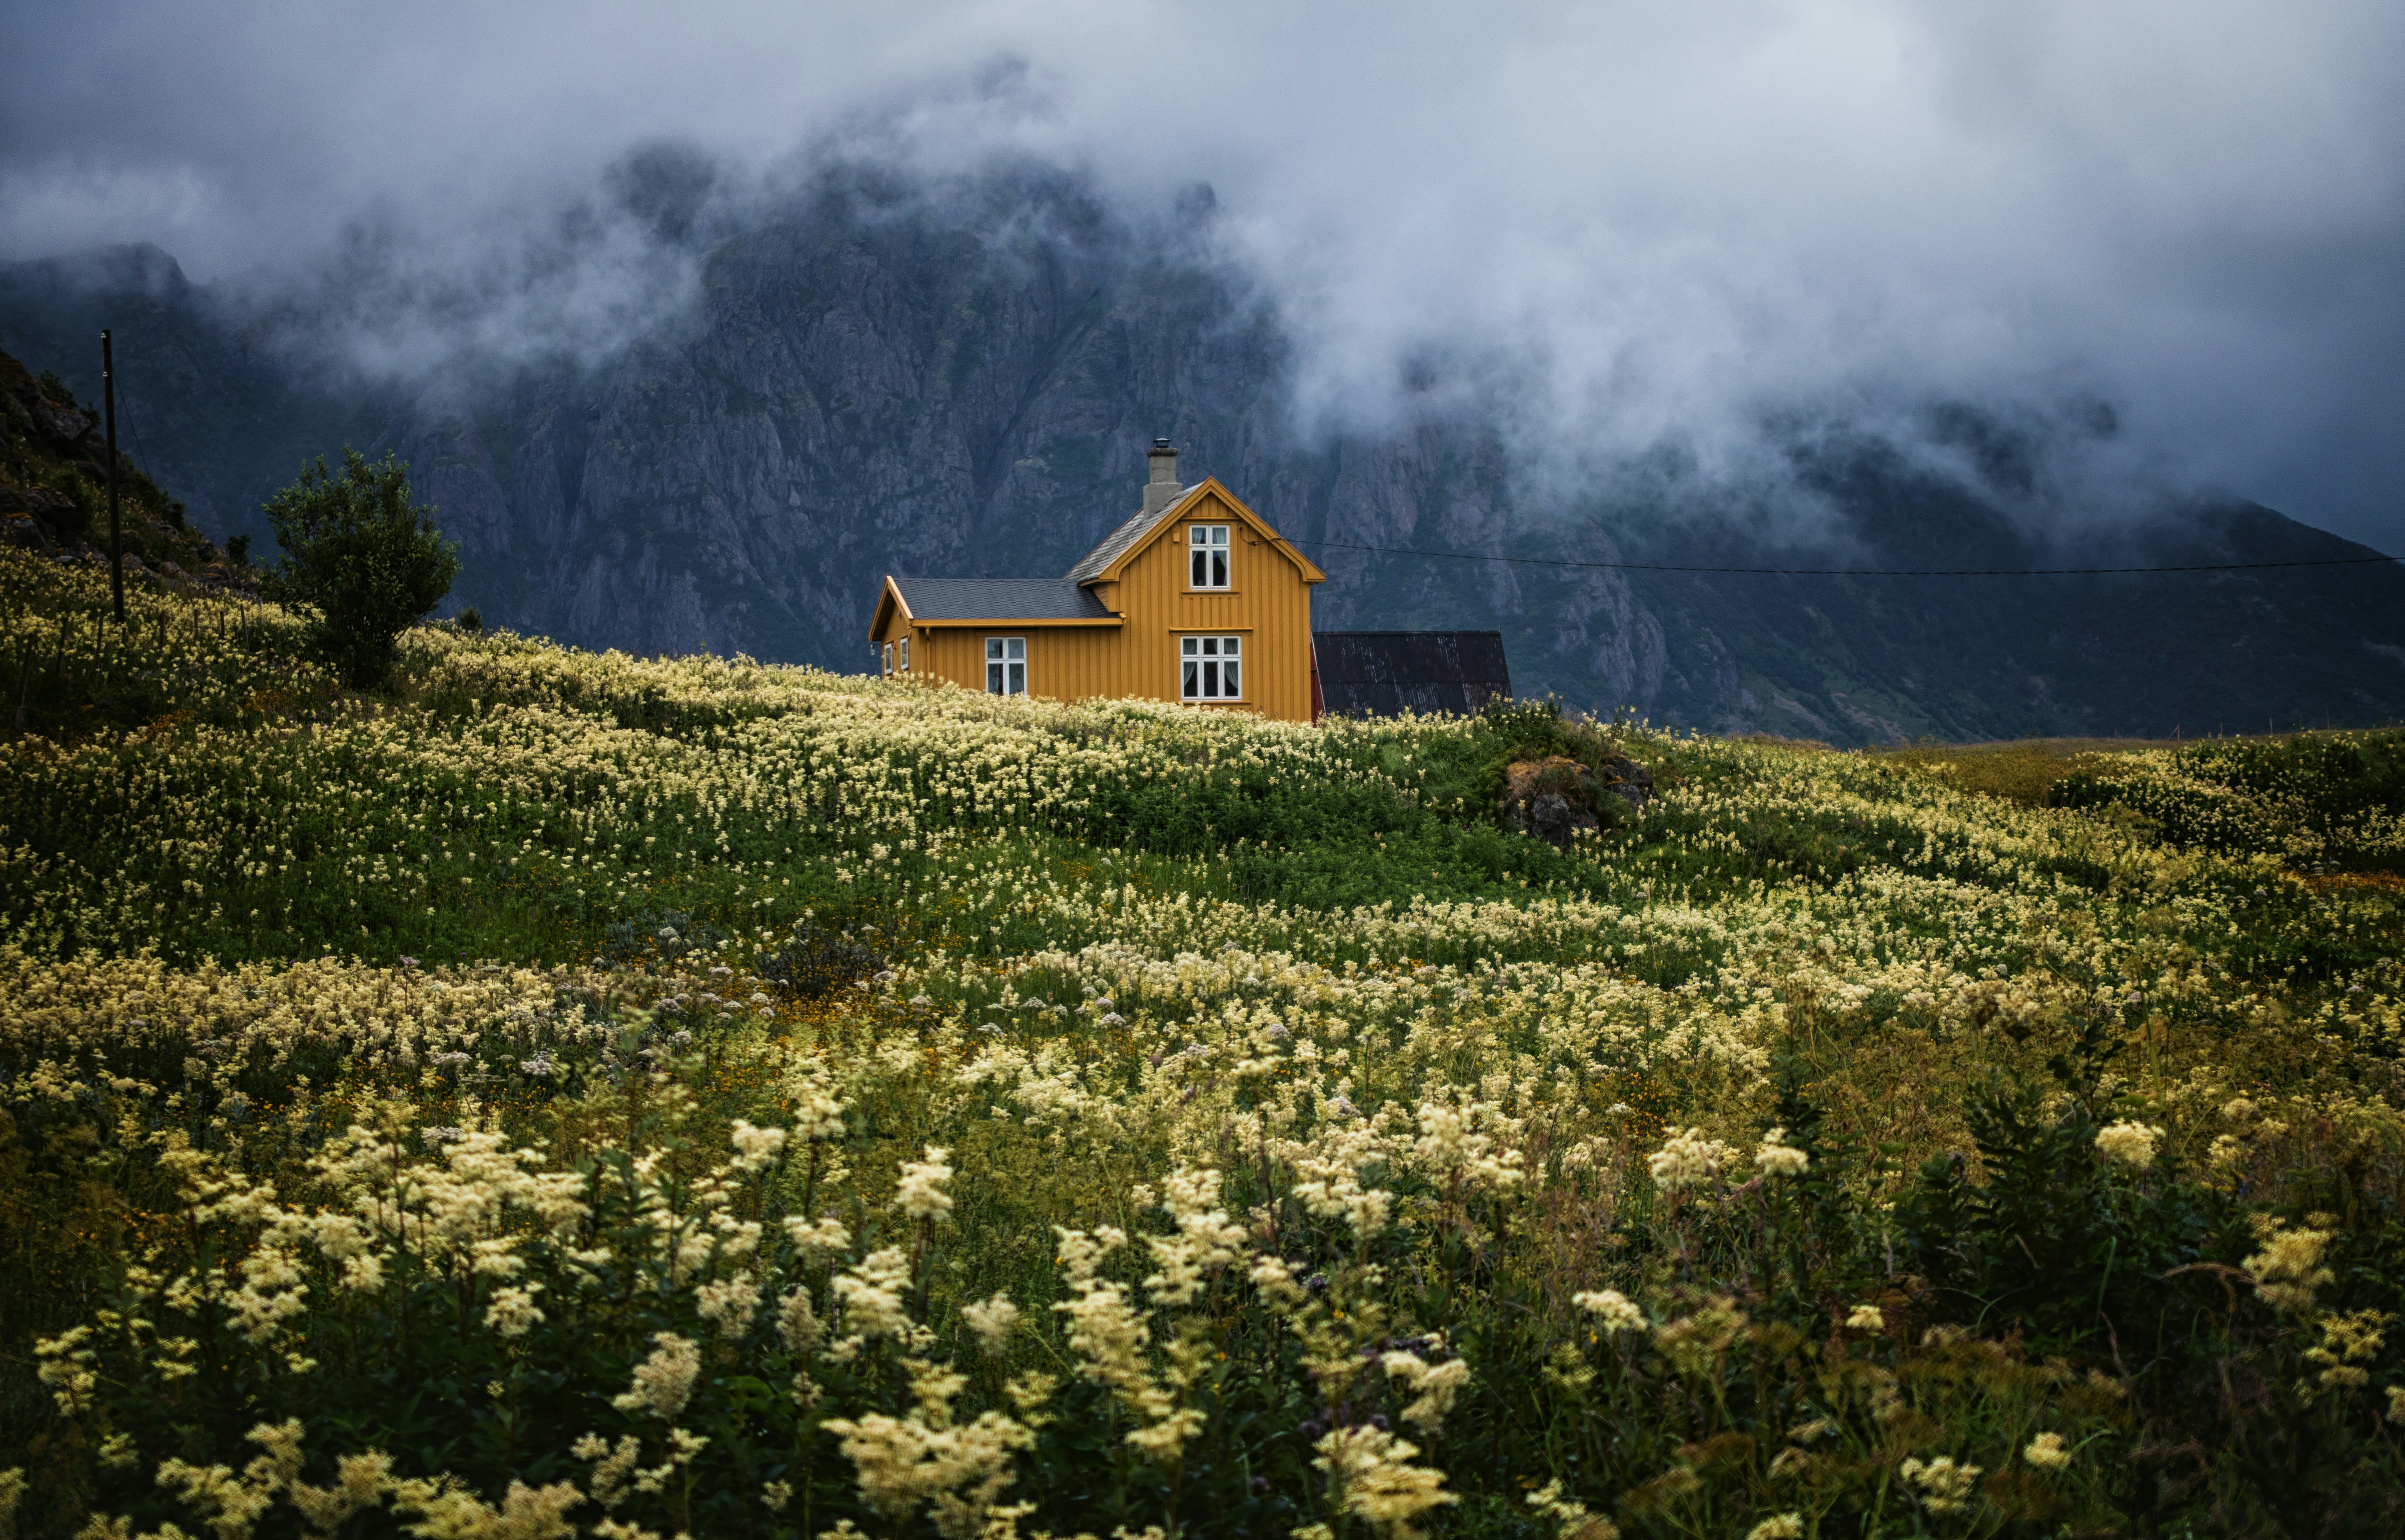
[4,167,2402,742]
[0,334,228,581]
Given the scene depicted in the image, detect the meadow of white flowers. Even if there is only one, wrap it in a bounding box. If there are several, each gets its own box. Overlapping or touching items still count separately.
[3,549,2401,1538]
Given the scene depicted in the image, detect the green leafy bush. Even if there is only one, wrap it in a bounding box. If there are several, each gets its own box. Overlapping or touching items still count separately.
[260,449,460,690]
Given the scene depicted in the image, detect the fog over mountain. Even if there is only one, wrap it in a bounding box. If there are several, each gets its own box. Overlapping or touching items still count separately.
[7,0,2402,547]
[2,2,2401,741]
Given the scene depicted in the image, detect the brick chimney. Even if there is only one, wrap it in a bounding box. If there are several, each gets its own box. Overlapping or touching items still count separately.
[1142,438,1181,515]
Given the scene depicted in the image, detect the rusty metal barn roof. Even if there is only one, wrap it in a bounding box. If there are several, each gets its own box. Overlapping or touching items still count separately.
[1313,631,1511,717]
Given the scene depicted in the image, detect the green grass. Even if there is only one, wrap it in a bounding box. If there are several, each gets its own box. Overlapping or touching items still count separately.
[4,552,2405,1538]
[1867,736,2161,806]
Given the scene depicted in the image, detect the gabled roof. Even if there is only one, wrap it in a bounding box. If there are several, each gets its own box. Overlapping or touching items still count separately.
[1065,477,1326,587]
[872,576,1118,638]
[1064,484,1202,583]
[891,577,1119,621]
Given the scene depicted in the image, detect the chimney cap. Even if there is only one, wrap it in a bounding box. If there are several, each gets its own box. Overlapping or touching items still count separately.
[1151,437,1174,451]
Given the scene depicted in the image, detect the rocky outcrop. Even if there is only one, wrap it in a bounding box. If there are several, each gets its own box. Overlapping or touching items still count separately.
[1598,753,1655,811]
[1500,752,1653,846]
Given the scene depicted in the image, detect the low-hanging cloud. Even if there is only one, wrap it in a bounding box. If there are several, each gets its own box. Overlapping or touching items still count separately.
[3,0,2400,546]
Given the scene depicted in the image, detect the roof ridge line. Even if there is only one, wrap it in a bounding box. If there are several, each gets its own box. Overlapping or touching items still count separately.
[1065,483,1203,584]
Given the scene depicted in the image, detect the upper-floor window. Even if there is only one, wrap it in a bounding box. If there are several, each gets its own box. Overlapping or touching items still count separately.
[1189,525,1230,589]
[1181,634,1241,700]
[986,636,1026,695]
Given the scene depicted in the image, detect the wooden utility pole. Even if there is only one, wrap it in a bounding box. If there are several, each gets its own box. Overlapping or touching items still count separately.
[102,329,124,623]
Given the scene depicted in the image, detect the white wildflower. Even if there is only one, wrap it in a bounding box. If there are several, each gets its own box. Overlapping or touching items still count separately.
[1899,1455,1982,1515]
[2244,1220,2337,1311]
[697,1274,764,1339]
[833,1248,918,1342]
[895,1145,954,1223]
[1381,1342,1473,1434]
[1755,1128,1809,1177]
[612,1332,702,1421]
[777,1286,825,1352]
[729,1119,788,1174]
[1572,1289,1646,1333]
[2094,1121,2161,1170]
[1647,1127,1731,1194]
[1140,1167,1246,1307]
[1525,1477,1618,1539]
[961,1293,1021,1357]
[1312,1423,1458,1540]
[483,1284,546,1338]
[784,1214,854,1262]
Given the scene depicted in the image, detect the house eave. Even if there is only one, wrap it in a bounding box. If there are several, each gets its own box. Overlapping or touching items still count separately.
[914,617,1126,629]
[866,576,914,641]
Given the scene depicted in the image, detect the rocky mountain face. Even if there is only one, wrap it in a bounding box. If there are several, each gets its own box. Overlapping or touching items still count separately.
[4,166,2401,743]
[0,333,230,585]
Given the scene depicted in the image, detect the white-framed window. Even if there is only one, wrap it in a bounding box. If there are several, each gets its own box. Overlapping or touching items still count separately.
[897,637,911,672]
[882,642,895,676]
[1189,524,1231,589]
[985,636,1027,695]
[1180,634,1242,700]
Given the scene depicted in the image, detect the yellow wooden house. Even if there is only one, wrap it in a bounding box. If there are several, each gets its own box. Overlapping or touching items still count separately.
[868,441,1329,721]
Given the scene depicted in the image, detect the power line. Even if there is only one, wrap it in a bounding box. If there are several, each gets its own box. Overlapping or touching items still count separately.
[1287,536,2401,578]
[116,378,153,483]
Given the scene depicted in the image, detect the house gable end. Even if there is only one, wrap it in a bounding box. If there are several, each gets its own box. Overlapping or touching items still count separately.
[868,576,911,642]
[1082,478,1326,589]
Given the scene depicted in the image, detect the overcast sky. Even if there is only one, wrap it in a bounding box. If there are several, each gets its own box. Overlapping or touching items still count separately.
[4,0,2400,549]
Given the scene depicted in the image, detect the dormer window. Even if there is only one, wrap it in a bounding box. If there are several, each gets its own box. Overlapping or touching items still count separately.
[1189,525,1230,589]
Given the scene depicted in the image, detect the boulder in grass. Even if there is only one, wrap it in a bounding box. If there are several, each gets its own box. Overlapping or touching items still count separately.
[1501,755,1603,845]
[29,395,91,444]
[1499,751,1653,844]
[1599,754,1654,811]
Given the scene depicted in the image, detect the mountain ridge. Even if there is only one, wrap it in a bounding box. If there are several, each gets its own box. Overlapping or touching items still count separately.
[3,165,2400,743]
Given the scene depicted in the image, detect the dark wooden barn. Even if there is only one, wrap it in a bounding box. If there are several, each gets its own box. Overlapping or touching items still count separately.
[1310,631,1512,718]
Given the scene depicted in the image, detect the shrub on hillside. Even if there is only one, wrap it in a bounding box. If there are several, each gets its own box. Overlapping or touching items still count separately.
[260,448,459,689]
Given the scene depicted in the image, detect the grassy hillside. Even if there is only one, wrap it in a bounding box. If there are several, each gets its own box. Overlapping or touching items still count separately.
[3,547,2402,1538]
[0,345,235,585]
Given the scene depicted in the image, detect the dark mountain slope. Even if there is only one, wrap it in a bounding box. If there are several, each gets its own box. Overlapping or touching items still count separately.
[0,329,230,583]
[1598,455,2405,742]
[3,167,2400,742]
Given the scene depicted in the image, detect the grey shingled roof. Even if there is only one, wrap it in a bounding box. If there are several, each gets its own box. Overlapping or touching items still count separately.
[1064,486,1199,583]
[1313,631,1512,718]
[891,577,1117,622]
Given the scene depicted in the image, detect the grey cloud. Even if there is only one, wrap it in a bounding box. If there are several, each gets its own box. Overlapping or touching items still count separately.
[2,0,2398,547]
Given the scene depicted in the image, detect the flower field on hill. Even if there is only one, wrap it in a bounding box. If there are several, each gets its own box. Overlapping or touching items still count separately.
[3,548,2403,1539]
